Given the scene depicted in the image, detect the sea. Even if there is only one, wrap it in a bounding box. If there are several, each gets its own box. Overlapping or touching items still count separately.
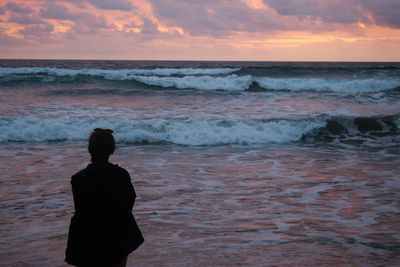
[0,60,399,266]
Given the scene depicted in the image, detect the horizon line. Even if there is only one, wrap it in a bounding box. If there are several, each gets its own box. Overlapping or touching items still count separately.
[1,58,399,63]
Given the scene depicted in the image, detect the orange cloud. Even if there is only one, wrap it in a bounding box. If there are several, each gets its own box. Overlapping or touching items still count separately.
[0,0,399,61]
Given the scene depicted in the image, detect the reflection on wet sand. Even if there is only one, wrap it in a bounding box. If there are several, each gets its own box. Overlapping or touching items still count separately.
[0,143,399,266]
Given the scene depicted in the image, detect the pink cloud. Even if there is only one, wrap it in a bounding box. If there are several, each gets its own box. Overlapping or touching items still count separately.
[148,0,394,37]
[18,23,54,38]
[361,0,400,28]
[6,2,34,14]
[148,0,400,38]
[263,0,400,28]
[38,3,115,34]
[39,3,78,21]
[149,0,291,37]
[87,0,134,11]
[8,13,45,25]
[62,0,134,11]
[0,0,399,61]
[0,31,25,46]
[263,0,365,23]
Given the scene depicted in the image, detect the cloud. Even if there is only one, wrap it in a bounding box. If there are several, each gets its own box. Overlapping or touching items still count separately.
[149,0,381,37]
[62,0,134,10]
[149,0,289,37]
[18,23,55,37]
[39,3,114,34]
[87,0,134,11]
[5,2,34,14]
[263,0,368,23]
[0,31,24,46]
[0,0,399,61]
[8,14,45,25]
[140,17,160,35]
[361,0,400,28]
[263,0,400,29]
[39,3,78,20]
[72,14,113,34]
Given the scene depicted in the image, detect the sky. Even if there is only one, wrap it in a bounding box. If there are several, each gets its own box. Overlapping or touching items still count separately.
[0,0,400,61]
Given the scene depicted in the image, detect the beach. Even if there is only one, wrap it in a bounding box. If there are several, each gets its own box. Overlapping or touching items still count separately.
[1,60,400,266]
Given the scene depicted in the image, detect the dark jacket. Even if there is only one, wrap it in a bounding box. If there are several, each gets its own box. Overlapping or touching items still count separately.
[65,162,144,266]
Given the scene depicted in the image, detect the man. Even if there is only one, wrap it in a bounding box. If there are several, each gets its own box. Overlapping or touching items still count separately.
[66,128,144,267]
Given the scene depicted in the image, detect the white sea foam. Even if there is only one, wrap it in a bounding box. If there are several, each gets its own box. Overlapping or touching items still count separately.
[1,67,399,93]
[0,116,327,145]
[0,67,240,77]
[254,77,400,93]
[126,75,400,92]
[123,75,253,91]
[396,117,400,128]
[0,67,251,91]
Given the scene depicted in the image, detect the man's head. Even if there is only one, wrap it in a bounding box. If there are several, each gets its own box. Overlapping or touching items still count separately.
[88,128,115,162]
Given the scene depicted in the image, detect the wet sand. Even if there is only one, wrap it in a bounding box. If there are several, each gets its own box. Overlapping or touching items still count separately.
[1,143,399,266]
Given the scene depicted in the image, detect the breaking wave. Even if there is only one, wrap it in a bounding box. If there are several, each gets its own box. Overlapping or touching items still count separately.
[254,77,400,93]
[0,114,398,146]
[125,75,252,91]
[1,67,399,93]
[118,75,400,93]
[0,67,240,77]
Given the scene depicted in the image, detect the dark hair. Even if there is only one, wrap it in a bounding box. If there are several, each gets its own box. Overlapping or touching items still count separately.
[88,128,115,162]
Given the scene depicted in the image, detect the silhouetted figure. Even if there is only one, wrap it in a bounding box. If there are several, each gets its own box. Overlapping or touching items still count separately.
[66,129,144,267]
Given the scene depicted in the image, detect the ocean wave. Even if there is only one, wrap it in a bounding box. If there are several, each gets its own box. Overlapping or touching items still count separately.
[0,67,240,77]
[0,114,398,145]
[254,77,400,93]
[122,75,400,92]
[1,67,399,93]
[123,74,253,91]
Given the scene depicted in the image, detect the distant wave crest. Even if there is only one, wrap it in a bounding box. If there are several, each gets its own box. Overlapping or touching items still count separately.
[0,67,240,77]
[1,67,399,93]
[254,77,400,93]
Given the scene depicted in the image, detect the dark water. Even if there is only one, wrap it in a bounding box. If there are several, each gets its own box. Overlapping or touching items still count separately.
[0,60,399,266]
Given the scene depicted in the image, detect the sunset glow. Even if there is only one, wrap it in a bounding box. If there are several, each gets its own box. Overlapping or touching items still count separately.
[1,0,399,61]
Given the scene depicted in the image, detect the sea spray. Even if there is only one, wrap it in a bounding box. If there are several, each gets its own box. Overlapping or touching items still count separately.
[0,67,241,77]
[1,67,399,93]
[254,77,400,93]
[1,114,398,145]
[0,116,325,144]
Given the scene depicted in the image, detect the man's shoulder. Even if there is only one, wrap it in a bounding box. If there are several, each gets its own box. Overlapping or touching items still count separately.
[71,165,91,181]
[110,163,130,177]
